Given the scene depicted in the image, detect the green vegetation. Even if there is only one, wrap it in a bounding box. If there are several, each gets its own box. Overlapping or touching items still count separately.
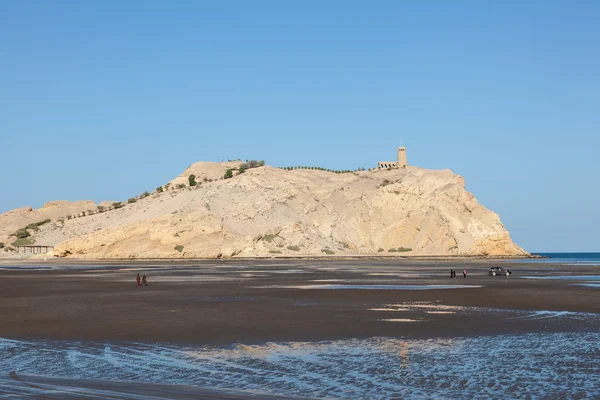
[238,166,246,174]
[112,202,123,209]
[176,183,186,189]
[127,198,137,204]
[263,233,278,243]
[388,247,412,253]
[321,249,335,255]
[269,250,282,254]
[12,238,34,246]
[97,205,105,213]
[139,191,150,199]
[174,245,184,253]
[287,245,301,251]
[156,186,164,193]
[15,229,30,239]
[188,174,197,186]
[378,248,384,252]
[224,169,234,179]
[240,160,265,170]
[24,219,51,231]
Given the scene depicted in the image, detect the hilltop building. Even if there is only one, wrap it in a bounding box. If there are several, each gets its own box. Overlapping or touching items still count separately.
[378,147,407,169]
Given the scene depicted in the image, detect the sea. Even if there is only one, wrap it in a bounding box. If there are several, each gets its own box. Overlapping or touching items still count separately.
[529,252,600,264]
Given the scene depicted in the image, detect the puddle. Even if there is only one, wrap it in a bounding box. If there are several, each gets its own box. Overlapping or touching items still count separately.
[380,319,421,322]
[523,275,600,281]
[253,284,482,290]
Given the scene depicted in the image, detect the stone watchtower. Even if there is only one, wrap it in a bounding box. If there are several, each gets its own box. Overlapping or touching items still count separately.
[378,147,408,169]
[397,147,407,168]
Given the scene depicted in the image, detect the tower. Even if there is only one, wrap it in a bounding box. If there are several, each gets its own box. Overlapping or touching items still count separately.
[397,147,407,168]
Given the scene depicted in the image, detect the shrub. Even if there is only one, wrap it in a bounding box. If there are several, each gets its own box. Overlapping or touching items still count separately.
[388,247,412,253]
[177,183,186,189]
[238,166,246,174]
[97,205,105,213]
[241,160,265,170]
[269,250,282,254]
[0,242,4,249]
[24,219,51,231]
[224,169,233,179]
[263,233,278,243]
[174,245,184,253]
[378,248,384,252]
[67,215,73,220]
[287,245,300,251]
[321,249,335,255]
[156,186,164,193]
[112,202,123,209]
[379,179,392,188]
[188,174,197,186]
[140,191,150,199]
[128,198,137,204]
[15,229,31,239]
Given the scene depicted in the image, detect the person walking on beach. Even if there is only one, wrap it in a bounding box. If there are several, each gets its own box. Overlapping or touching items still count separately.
[142,274,148,286]
[450,269,454,279]
[136,273,141,286]
[463,269,467,278]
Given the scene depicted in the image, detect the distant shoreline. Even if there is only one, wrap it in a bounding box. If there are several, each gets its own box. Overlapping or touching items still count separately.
[0,254,542,265]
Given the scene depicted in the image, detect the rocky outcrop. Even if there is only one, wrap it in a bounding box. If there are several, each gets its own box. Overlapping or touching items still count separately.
[33,162,527,259]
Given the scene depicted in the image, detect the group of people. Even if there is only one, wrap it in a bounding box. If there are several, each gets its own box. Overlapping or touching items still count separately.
[450,269,467,278]
[136,273,148,286]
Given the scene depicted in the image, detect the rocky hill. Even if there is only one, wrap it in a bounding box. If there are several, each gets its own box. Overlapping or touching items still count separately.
[0,162,527,259]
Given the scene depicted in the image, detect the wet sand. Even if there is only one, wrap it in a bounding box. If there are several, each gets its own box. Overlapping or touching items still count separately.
[1,259,599,345]
[1,371,310,399]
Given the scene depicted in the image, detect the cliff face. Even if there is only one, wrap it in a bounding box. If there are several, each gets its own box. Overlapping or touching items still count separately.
[1,163,527,258]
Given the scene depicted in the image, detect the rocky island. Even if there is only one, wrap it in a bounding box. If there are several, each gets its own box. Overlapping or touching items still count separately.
[0,156,527,259]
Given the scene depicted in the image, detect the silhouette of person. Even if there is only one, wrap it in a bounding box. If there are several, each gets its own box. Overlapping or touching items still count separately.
[136,273,141,286]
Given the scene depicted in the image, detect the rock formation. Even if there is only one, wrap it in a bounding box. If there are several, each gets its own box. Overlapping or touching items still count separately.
[0,162,528,258]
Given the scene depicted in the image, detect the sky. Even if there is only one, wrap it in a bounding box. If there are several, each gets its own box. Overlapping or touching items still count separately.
[1,1,599,252]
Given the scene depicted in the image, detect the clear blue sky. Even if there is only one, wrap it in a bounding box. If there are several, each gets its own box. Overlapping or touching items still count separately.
[1,1,599,252]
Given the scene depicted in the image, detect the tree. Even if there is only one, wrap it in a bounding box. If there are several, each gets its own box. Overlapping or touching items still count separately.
[188,174,197,186]
[224,169,233,179]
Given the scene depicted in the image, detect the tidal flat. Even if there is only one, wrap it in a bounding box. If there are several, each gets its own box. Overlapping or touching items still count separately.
[1,258,599,398]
